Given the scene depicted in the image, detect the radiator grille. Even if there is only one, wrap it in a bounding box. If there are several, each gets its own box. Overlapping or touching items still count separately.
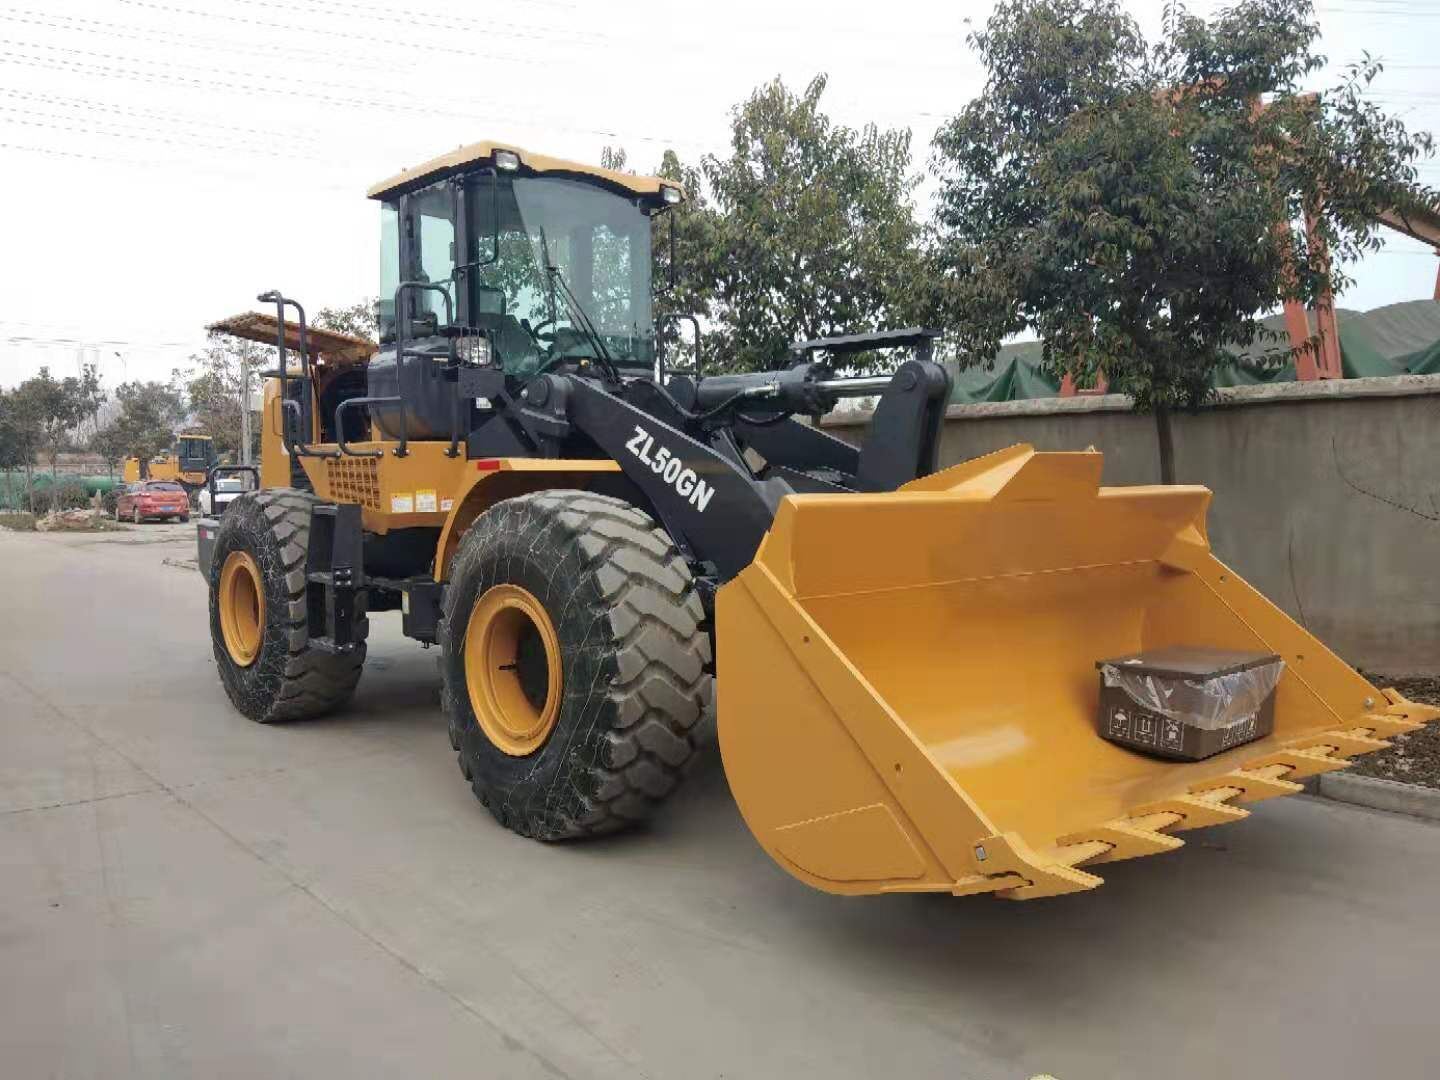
[324,456,382,511]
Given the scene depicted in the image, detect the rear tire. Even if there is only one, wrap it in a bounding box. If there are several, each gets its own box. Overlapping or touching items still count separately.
[209,488,365,722]
[439,490,713,840]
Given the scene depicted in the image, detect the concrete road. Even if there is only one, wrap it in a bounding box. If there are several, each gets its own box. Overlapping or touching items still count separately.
[3,522,1438,1080]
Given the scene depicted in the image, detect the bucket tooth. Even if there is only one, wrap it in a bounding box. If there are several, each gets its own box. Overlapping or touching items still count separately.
[972,833,1106,900]
[950,872,1029,898]
[1382,688,1440,723]
[1292,729,1391,757]
[1242,747,1350,780]
[1058,819,1186,865]
[1132,792,1250,831]
[1046,840,1114,868]
[1192,765,1304,805]
[1360,712,1423,738]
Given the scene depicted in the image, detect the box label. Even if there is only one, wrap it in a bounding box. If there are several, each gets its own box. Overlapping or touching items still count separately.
[416,489,438,513]
[390,492,414,513]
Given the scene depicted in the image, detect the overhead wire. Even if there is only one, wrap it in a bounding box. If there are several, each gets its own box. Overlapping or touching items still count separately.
[0,39,707,151]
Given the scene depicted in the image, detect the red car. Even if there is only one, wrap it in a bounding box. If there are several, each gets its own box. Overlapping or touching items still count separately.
[116,481,191,523]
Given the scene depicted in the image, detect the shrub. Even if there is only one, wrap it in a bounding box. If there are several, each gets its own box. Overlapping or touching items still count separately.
[38,479,93,514]
[0,511,36,531]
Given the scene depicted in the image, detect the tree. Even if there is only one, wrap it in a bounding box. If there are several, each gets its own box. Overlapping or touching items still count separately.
[7,365,105,477]
[930,0,1437,481]
[314,299,380,342]
[698,76,927,372]
[0,389,43,511]
[3,366,104,510]
[591,146,720,372]
[88,418,130,476]
[183,333,270,461]
[95,381,187,478]
[652,148,724,373]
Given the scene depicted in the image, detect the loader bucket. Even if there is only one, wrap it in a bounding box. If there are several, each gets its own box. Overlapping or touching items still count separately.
[716,445,1438,900]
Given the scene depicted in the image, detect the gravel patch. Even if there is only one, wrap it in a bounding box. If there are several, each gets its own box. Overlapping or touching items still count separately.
[1349,675,1440,790]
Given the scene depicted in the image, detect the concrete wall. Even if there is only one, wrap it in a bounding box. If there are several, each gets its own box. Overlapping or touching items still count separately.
[825,374,1440,675]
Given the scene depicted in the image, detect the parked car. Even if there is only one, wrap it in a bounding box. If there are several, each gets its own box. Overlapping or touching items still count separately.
[115,481,191,523]
[197,474,247,516]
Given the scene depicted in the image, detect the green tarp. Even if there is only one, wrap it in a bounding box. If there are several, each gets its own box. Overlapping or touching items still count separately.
[1400,337,1440,375]
[958,300,1438,403]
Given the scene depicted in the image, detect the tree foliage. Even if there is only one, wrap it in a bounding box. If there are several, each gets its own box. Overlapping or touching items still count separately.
[5,365,105,473]
[698,76,925,372]
[183,333,270,460]
[314,299,380,342]
[91,381,187,477]
[616,76,926,374]
[0,389,40,471]
[930,0,1437,422]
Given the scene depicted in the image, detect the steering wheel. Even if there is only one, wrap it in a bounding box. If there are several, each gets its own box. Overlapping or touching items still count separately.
[521,316,557,344]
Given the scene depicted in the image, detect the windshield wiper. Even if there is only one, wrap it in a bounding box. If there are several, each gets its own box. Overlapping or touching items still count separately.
[535,226,621,382]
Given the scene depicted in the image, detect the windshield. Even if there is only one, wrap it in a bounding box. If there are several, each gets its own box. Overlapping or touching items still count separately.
[467,176,654,374]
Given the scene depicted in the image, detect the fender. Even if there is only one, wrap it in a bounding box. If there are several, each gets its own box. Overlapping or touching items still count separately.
[432,459,622,581]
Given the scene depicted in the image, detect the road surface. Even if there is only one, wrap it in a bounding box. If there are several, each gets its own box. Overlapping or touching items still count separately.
[2,522,1437,1079]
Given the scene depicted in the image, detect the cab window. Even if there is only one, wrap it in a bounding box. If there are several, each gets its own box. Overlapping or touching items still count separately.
[378,201,399,342]
[411,185,455,328]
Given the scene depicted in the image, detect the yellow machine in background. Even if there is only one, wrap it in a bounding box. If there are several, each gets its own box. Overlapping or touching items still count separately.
[194,141,1438,902]
[123,433,217,490]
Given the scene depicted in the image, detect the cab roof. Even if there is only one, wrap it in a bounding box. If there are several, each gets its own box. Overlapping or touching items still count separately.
[366,141,682,202]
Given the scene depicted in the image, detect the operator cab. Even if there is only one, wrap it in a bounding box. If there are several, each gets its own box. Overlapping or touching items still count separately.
[362,143,682,441]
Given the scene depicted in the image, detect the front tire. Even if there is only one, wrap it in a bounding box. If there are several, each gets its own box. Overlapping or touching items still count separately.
[440,491,713,840]
[209,488,365,722]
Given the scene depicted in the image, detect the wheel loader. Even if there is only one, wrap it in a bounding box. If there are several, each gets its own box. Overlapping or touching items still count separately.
[124,432,217,491]
[197,140,1438,901]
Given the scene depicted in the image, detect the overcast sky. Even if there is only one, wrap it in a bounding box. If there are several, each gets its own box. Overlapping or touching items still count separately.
[1,0,1436,389]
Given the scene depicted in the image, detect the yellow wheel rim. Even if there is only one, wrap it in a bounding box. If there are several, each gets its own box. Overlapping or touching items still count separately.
[219,550,265,667]
[464,584,563,757]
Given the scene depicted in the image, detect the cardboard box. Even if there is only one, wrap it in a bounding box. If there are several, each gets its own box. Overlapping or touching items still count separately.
[1096,647,1283,761]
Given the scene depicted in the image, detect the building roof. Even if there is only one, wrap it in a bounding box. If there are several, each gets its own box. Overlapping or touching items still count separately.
[366,141,681,201]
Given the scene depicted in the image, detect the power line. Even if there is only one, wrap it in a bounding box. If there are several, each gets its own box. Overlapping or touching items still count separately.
[110,0,572,73]
[0,105,333,163]
[0,139,352,191]
[0,85,310,143]
[0,40,705,150]
[0,8,377,71]
[230,0,596,42]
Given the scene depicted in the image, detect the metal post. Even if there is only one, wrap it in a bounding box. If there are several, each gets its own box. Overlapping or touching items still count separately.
[239,349,252,466]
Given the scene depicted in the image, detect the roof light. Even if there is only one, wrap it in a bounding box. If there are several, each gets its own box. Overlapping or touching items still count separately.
[660,184,682,205]
[494,149,520,172]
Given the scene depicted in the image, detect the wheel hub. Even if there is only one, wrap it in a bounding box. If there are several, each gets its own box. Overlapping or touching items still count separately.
[218,550,264,667]
[464,584,562,757]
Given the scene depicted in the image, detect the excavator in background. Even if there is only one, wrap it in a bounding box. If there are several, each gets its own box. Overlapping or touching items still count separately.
[196,141,1437,901]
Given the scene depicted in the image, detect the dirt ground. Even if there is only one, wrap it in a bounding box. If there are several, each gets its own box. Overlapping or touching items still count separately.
[1348,675,1440,789]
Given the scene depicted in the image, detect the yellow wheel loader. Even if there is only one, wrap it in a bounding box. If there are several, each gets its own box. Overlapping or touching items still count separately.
[123,433,217,491]
[196,141,1437,901]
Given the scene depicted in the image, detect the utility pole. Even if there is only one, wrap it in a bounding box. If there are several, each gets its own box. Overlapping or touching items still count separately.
[239,348,251,466]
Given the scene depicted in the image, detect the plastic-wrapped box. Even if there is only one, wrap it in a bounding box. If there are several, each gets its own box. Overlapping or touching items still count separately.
[1095,647,1285,761]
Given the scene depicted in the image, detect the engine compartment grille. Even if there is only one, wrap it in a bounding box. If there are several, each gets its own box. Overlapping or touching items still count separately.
[324,456,382,511]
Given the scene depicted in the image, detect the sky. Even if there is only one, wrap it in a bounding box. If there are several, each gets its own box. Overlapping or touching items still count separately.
[1,0,1437,389]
